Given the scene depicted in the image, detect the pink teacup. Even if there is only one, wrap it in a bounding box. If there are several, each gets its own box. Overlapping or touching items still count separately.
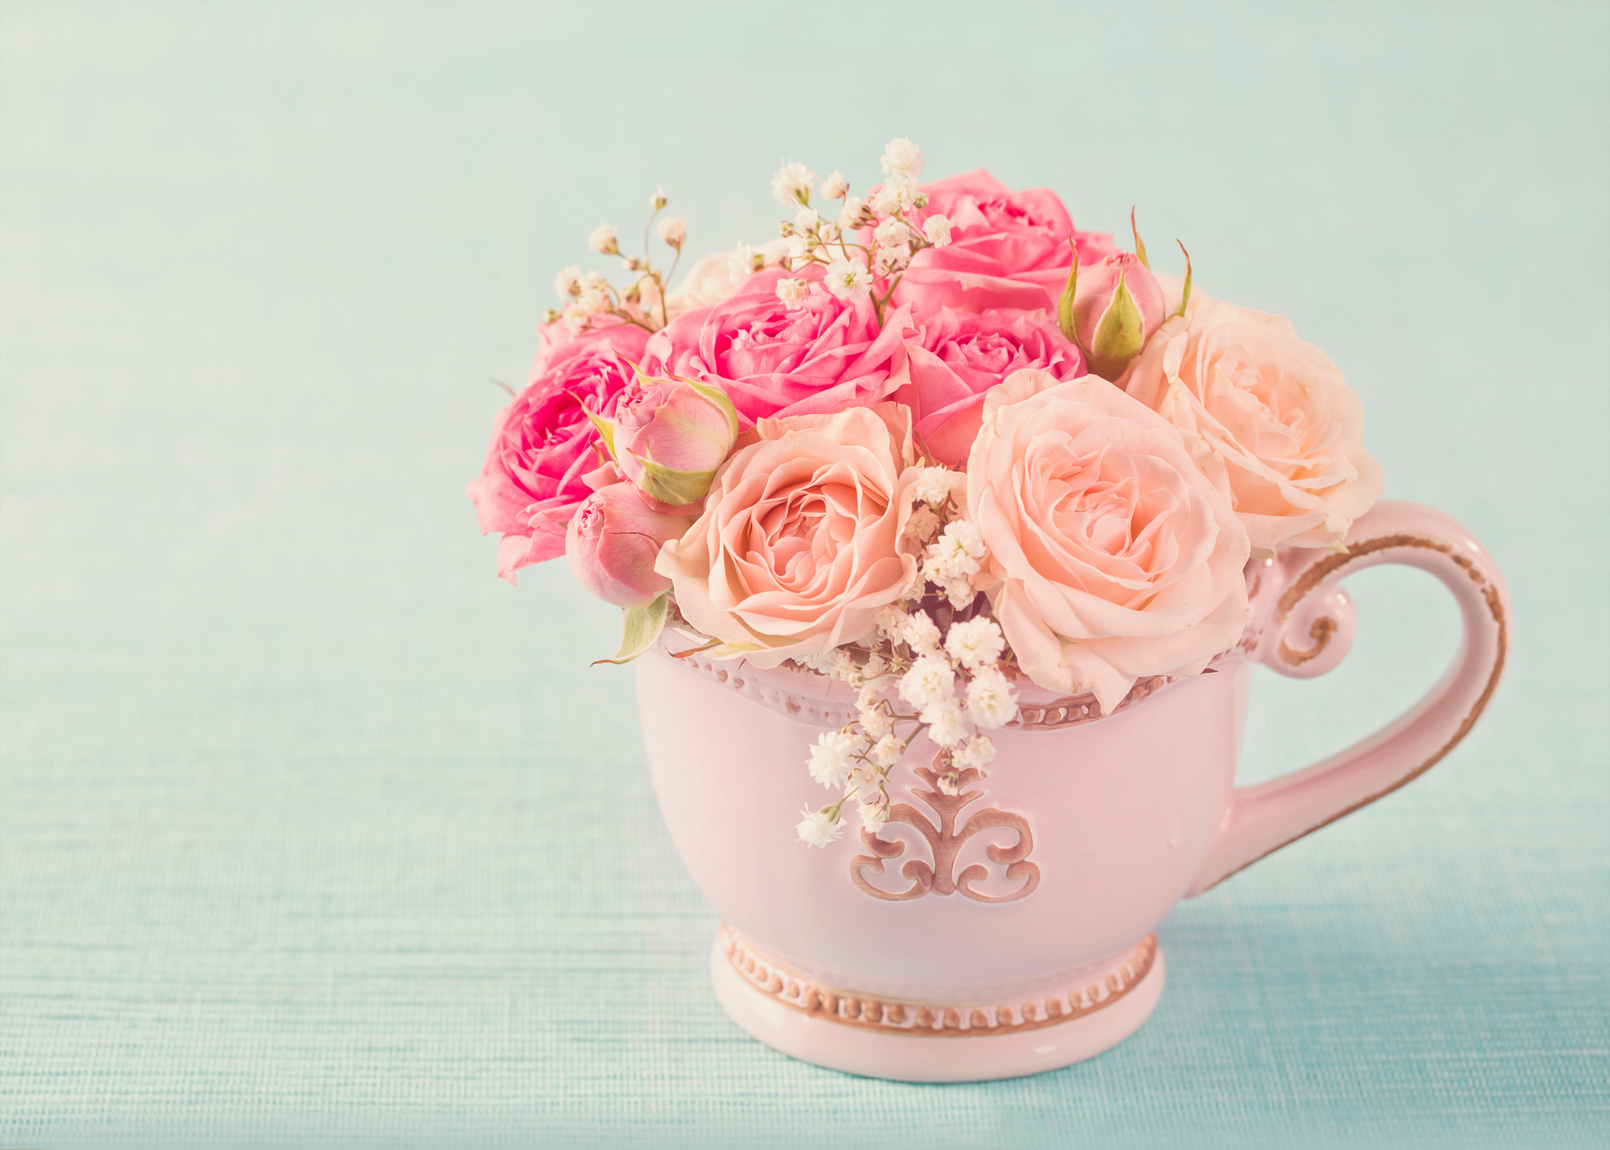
[634,501,1509,1081]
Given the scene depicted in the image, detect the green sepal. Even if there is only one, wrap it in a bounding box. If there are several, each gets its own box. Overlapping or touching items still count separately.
[592,592,669,666]
[1088,270,1146,380]
[1056,239,1079,344]
[682,377,740,441]
[1131,207,1150,269]
[634,455,718,505]
[582,407,617,461]
[1174,240,1193,319]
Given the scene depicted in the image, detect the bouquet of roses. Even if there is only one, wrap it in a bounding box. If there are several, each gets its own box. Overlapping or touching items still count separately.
[469,138,1382,847]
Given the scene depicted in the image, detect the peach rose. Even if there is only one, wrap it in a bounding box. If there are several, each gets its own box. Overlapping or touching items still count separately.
[967,372,1250,713]
[1125,299,1383,550]
[656,404,918,667]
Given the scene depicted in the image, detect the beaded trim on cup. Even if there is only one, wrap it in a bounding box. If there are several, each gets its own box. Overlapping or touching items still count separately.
[669,647,1245,731]
[721,923,1157,1037]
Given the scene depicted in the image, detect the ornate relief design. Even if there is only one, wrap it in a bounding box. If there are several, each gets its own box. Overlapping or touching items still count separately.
[721,923,1157,1037]
[852,762,1039,903]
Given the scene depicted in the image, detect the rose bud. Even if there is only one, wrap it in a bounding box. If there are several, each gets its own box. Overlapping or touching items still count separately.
[1057,210,1173,382]
[1058,251,1167,381]
[596,373,740,506]
[564,482,693,608]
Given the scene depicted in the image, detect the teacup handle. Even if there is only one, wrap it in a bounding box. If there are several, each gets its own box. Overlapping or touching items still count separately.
[1187,500,1511,895]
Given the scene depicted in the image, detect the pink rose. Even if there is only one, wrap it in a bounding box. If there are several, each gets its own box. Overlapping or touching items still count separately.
[656,404,919,666]
[893,308,1085,466]
[1124,299,1384,551]
[644,268,912,424]
[523,308,595,364]
[610,374,739,505]
[967,371,1251,713]
[467,322,650,580]
[893,169,1117,316]
[565,482,693,608]
[1066,251,1167,381]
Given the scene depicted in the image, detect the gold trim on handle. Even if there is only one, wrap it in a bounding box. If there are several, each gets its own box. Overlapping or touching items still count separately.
[1205,531,1509,891]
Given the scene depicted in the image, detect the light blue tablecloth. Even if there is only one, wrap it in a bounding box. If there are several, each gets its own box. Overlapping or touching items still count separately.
[2,3,1605,1146]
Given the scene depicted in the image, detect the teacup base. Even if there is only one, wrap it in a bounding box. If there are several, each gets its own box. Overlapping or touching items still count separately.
[709,924,1166,1083]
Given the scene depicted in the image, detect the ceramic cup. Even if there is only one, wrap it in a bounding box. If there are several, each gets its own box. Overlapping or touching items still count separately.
[634,501,1509,1081]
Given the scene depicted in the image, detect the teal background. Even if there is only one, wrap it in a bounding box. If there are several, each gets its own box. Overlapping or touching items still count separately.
[2,2,1606,1146]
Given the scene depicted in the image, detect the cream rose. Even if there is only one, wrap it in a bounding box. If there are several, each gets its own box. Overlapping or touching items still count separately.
[665,250,747,318]
[665,240,789,318]
[967,371,1251,713]
[656,404,918,667]
[1125,299,1383,551]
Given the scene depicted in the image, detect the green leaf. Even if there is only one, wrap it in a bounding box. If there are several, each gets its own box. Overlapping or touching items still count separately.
[1056,240,1079,344]
[1174,240,1193,319]
[1088,269,1146,380]
[1131,207,1150,269]
[592,592,670,665]
[634,455,717,505]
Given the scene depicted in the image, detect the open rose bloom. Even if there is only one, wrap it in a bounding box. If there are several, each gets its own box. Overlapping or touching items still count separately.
[1125,299,1383,551]
[468,138,1385,837]
[657,404,918,666]
[968,371,1250,714]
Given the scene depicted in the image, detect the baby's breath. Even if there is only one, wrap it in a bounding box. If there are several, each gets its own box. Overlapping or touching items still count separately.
[792,470,1021,845]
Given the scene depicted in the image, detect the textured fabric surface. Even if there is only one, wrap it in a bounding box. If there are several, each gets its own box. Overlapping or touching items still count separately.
[1,3,1606,1147]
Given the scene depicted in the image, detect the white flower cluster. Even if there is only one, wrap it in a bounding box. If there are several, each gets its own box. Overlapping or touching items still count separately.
[793,469,1019,847]
[547,188,694,334]
[769,137,952,322]
[903,466,990,610]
